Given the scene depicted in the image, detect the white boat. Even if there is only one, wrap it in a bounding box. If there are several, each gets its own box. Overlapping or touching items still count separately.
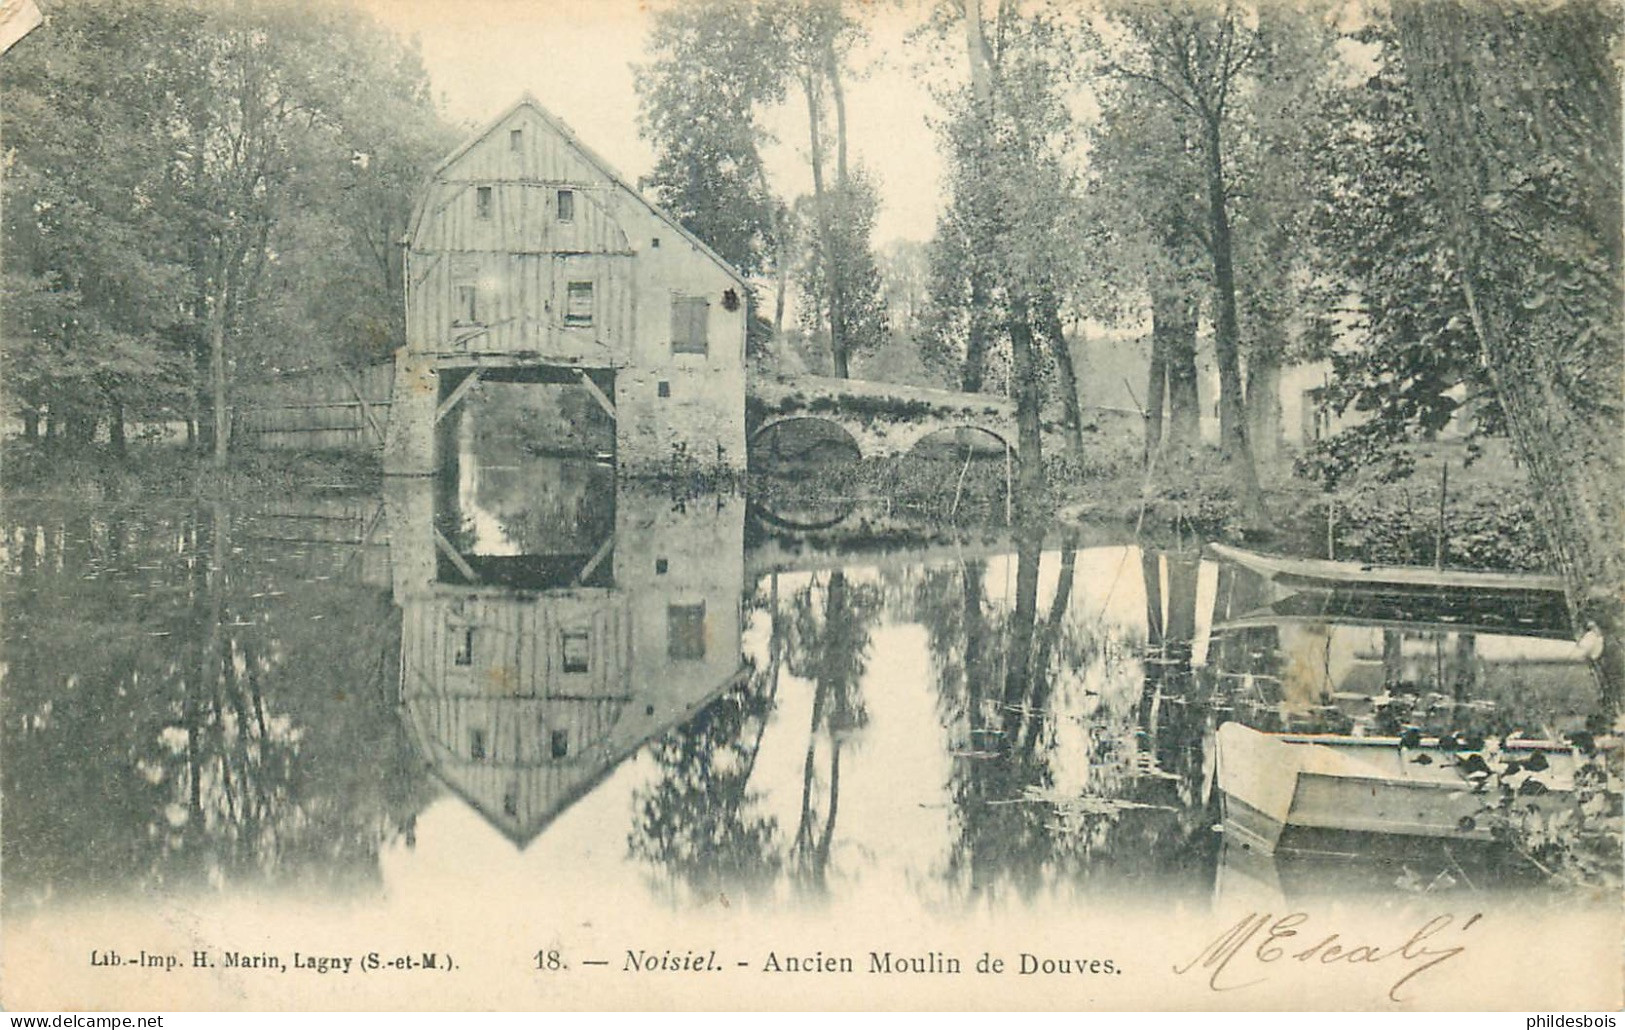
[1214,722,1584,857]
[1207,542,1566,596]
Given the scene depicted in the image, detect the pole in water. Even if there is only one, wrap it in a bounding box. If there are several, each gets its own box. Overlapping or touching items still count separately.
[1004,443,1013,525]
[1436,460,1449,571]
[1327,494,1336,560]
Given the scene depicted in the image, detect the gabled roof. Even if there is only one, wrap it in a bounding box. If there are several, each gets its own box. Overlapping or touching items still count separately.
[411,94,747,291]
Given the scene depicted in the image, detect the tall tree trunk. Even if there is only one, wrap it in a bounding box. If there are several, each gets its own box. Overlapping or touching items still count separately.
[757,166,789,341]
[190,114,211,456]
[1200,114,1266,525]
[827,44,849,184]
[1145,317,1168,462]
[825,43,850,376]
[1006,291,1046,517]
[963,0,994,102]
[109,399,126,456]
[961,0,996,399]
[1245,340,1282,468]
[801,69,844,378]
[210,285,230,467]
[1038,290,1084,456]
[1395,0,1624,703]
[1152,274,1201,453]
[963,266,992,393]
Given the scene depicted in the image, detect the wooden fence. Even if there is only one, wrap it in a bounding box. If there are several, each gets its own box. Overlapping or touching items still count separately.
[234,363,394,453]
[237,495,393,588]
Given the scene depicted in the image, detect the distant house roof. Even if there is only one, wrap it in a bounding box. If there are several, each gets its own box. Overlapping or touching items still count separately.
[411,94,747,291]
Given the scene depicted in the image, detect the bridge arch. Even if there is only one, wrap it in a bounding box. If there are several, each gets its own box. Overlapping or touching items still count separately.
[900,423,1015,460]
[750,416,865,466]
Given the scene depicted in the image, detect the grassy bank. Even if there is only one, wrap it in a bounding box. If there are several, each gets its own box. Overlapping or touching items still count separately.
[5,430,1552,575]
[1048,431,1550,572]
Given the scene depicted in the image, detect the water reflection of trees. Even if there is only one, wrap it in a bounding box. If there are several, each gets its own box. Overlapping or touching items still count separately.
[2,503,429,909]
[630,536,1223,905]
[786,570,880,891]
[629,576,784,899]
[921,537,1214,902]
[629,568,884,900]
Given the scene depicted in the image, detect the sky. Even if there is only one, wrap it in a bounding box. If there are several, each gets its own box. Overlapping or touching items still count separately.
[355,0,955,244]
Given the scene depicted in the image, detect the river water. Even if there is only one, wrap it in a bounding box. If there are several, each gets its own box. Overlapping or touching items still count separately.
[5,436,1614,931]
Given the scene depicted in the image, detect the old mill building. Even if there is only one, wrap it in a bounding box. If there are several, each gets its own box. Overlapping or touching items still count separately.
[385,96,750,476]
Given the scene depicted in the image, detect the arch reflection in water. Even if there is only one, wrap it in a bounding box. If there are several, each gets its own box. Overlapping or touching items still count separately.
[385,469,746,846]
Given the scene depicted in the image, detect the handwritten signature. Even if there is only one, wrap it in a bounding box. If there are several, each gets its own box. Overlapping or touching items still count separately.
[1173,911,1482,1002]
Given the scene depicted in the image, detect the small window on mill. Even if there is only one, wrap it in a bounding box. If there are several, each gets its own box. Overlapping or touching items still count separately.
[454,627,474,666]
[509,128,523,151]
[670,296,709,355]
[550,730,570,759]
[557,189,575,222]
[455,284,478,324]
[565,281,593,327]
[667,603,706,660]
[475,186,492,219]
[561,629,590,674]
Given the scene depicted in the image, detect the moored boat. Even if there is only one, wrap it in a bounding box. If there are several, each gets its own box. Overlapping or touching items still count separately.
[1215,721,1584,857]
[1206,542,1565,597]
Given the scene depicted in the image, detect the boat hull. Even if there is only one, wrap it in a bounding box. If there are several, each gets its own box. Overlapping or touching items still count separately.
[1215,723,1578,857]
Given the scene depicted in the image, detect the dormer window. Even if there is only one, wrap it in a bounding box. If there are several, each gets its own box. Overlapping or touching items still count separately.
[557,189,574,222]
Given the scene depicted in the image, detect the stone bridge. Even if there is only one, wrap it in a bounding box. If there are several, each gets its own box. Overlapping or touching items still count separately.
[747,373,1017,463]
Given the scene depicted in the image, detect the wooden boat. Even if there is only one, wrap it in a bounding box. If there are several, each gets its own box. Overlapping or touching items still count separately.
[1207,542,1566,597]
[1211,586,1575,640]
[1214,722,1583,857]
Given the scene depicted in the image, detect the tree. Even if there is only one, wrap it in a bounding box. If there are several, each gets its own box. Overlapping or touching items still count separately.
[924,0,1093,504]
[1,0,199,444]
[1391,0,1624,697]
[1227,10,1335,469]
[1,0,449,456]
[794,170,889,372]
[784,0,889,377]
[636,0,788,349]
[1300,23,1485,486]
[1085,78,1207,459]
[1099,0,1269,522]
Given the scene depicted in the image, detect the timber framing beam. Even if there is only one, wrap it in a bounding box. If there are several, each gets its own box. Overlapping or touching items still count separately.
[432,528,480,584]
[574,533,614,586]
[435,368,484,424]
[575,368,617,421]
